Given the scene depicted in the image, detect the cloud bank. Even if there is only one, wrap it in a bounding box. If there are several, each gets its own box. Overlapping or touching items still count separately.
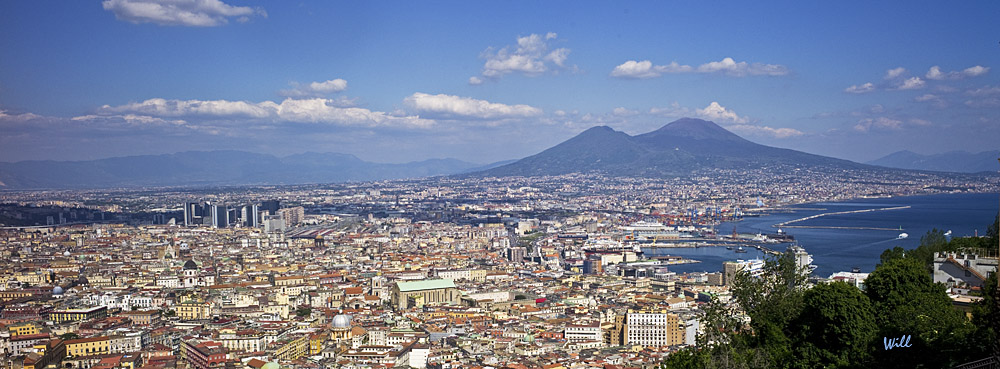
[102,0,266,27]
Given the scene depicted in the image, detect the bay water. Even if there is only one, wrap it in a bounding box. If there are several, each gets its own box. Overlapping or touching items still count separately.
[643,192,999,277]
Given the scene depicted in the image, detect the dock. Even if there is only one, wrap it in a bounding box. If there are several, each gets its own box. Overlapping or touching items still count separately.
[773,205,910,230]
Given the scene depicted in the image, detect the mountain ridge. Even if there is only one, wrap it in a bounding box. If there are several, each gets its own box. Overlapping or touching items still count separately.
[0,151,488,190]
[867,150,1000,173]
[470,118,870,178]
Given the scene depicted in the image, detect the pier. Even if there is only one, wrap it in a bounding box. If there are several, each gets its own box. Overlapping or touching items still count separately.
[773,205,910,230]
[648,256,701,265]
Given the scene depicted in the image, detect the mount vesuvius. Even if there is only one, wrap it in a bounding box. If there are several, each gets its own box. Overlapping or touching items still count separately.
[470,118,870,178]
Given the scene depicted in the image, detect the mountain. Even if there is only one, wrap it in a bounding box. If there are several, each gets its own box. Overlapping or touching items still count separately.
[472,118,868,178]
[867,150,1000,173]
[0,151,484,189]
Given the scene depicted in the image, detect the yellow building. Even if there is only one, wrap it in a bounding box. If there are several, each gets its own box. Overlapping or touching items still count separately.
[176,299,211,320]
[9,322,43,336]
[18,339,65,369]
[65,336,110,357]
[51,306,108,323]
[0,290,34,302]
[120,309,162,326]
[309,333,327,355]
[274,275,305,286]
[269,334,309,361]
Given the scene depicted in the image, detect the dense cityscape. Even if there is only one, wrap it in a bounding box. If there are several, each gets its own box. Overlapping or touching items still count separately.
[2,166,998,368]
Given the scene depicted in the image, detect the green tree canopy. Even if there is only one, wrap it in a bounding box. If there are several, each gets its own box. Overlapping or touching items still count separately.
[864,257,974,368]
[787,282,877,369]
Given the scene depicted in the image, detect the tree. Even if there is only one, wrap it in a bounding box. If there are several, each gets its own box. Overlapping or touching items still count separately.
[878,246,906,266]
[969,272,1000,358]
[730,253,809,365]
[60,332,79,340]
[664,254,810,369]
[787,282,877,368]
[987,212,998,242]
[864,257,975,368]
[295,307,312,318]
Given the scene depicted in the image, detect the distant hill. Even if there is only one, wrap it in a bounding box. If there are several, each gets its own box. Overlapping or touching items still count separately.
[867,150,1000,173]
[471,118,869,178]
[0,151,486,189]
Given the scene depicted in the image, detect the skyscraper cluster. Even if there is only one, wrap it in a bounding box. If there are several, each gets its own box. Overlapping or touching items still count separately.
[182,201,262,228]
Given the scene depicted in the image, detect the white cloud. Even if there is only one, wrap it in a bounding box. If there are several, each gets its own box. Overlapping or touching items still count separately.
[611,60,664,79]
[610,60,693,79]
[101,98,275,118]
[611,57,787,79]
[102,0,265,27]
[468,76,484,85]
[544,48,571,67]
[99,97,432,128]
[695,57,789,76]
[854,117,904,132]
[72,114,186,126]
[966,86,1000,96]
[963,65,989,77]
[896,76,925,90]
[479,33,572,79]
[926,65,990,80]
[648,102,692,116]
[727,124,803,138]
[404,93,542,120]
[845,82,875,94]
[914,94,947,108]
[307,79,347,93]
[273,99,430,128]
[278,78,348,98]
[657,101,802,138]
[0,110,43,122]
[965,98,1000,108]
[925,66,944,80]
[612,107,639,116]
[885,67,906,79]
[696,102,749,124]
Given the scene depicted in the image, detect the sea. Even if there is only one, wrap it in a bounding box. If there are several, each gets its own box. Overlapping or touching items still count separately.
[642,192,999,277]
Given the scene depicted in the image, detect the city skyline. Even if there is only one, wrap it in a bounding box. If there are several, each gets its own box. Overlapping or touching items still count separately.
[2,1,999,164]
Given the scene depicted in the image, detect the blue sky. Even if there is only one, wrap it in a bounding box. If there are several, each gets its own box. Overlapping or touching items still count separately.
[1,1,998,164]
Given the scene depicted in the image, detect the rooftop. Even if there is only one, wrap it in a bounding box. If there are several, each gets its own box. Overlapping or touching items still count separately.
[396,279,457,292]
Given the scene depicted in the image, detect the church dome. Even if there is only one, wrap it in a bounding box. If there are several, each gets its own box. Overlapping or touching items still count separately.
[183,260,198,270]
[63,250,72,257]
[332,314,352,328]
[53,286,64,295]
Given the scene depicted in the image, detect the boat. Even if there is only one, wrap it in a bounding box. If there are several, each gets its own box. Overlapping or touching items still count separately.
[852,266,861,273]
[735,246,748,253]
[897,233,909,239]
[726,245,734,250]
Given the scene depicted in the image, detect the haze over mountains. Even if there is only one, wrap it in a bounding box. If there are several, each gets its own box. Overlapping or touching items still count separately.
[867,150,1000,173]
[1,118,983,190]
[0,151,495,190]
